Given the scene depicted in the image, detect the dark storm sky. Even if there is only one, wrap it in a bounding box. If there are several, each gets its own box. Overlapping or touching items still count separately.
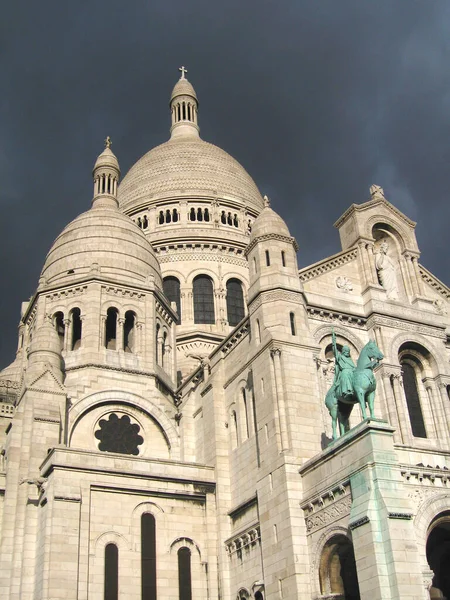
[1,1,450,368]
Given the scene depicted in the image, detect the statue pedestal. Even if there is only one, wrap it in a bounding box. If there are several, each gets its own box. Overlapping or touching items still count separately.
[300,419,425,600]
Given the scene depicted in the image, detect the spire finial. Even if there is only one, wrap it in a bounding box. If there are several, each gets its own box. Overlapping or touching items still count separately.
[179,66,188,80]
[104,136,112,149]
[263,194,270,208]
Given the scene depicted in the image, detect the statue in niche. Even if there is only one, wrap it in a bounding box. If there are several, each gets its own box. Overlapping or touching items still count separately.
[375,239,399,299]
[325,330,384,440]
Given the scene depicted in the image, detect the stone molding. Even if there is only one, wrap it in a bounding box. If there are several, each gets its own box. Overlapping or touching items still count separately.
[245,233,298,255]
[248,288,304,315]
[0,380,19,390]
[349,515,370,530]
[224,524,261,557]
[307,306,366,328]
[302,483,351,534]
[298,248,358,282]
[220,320,249,356]
[419,264,450,300]
[366,315,446,340]
[45,285,88,301]
[102,285,146,299]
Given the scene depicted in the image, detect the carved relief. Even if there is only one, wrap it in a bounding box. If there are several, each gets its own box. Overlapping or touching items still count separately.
[335,276,353,293]
[302,483,351,534]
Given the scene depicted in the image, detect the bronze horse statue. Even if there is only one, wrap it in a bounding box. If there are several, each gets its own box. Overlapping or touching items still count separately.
[325,338,383,440]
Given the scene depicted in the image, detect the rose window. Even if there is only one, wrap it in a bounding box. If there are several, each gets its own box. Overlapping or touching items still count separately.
[95,413,143,455]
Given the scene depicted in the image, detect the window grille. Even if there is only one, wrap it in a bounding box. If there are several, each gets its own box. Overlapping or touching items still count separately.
[226,279,244,326]
[163,277,181,319]
[193,276,215,324]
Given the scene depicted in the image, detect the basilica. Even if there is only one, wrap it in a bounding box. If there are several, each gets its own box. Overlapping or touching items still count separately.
[0,70,449,600]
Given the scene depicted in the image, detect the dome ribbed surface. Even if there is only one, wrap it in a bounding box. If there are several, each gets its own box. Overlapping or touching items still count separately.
[41,207,162,288]
[170,78,197,101]
[250,206,291,240]
[118,137,264,212]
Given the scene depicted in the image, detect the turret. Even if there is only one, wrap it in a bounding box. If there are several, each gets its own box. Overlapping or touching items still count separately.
[246,195,301,302]
[92,136,121,208]
[169,66,200,139]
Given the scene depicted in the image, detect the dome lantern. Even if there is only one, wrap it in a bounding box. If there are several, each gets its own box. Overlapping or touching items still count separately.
[92,137,121,209]
[170,67,200,139]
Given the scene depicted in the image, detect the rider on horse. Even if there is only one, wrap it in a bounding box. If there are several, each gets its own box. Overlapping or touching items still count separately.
[332,330,355,401]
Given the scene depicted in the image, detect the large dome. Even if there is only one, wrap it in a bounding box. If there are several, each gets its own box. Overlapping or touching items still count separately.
[41,206,162,289]
[118,136,264,213]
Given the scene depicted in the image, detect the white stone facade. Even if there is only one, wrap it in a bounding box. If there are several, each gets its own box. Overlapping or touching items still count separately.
[0,73,449,600]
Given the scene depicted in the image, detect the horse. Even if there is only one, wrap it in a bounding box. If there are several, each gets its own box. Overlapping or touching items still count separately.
[325,339,384,440]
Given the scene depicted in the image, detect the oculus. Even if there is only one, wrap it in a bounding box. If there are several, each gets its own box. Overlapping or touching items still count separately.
[95,413,143,455]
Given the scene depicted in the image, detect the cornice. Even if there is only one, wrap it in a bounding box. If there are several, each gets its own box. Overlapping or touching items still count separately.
[298,247,358,282]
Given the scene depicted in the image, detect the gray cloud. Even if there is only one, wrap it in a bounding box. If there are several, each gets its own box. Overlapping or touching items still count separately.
[1,0,449,365]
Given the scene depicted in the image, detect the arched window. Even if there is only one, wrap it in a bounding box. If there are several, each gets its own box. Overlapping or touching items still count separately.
[221,211,226,224]
[71,308,82,350]
[255,319,261,344]
[178,547,192,600]
[230,409,238,448]
[241,389,249,439]
[172,208,179,222]
[166,209,172,223]
[204,208,210,222]
[123,311,136,353]
[197,207,203,221]
[156,323,160,364]
[226,279,245,326]
[163,277,181,320]
[104,543,118,600]
[141,514,156,600]
[54,311,65,350]
[137,217,142,228]
[162,331,167,367]
[143,215,148,229]
[193,275,215,324]
[281,251,286,267]
[190,207,196,221]
[105,308,118,350]
[233,214,239,227]
[265,250,270,266]
[319,534,360,599]
[290,312,296,336]
[401,361,427,438]
[159,211,164,224]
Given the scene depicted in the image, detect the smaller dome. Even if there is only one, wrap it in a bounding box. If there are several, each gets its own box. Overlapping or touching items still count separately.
[170,77,197,102]
[0,356,22,387]
[93,146,120,173]
[250,197,291,241]
[40,207,162,289]
[29,318,61,357]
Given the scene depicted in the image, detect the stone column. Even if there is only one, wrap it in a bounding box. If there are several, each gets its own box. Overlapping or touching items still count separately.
[381,371,401,443]
[438,382,450,440]
[404,252,420,297]
[117,318,124,351]
[135,321,142,355]
[100,315,106,349]
[358,241,370,287]
[399,253,414,298]
[391,372,413,445]
[412,255,425,296]
[423,382,441,443]
[270,348,289,452]
[63,318,71,352]
[365,241,378,284]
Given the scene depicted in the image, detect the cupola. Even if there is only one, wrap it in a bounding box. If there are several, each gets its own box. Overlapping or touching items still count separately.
[170,66,200,139]
[92,136,121,208]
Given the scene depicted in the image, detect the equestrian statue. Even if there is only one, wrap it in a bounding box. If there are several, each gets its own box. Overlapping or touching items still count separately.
[325,330,384,440]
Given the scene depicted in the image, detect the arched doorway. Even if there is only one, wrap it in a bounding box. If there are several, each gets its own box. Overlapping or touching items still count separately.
[319,534,360,599]
[427,512,450,599]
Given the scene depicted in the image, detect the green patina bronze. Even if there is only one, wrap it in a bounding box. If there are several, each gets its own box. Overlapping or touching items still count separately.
[325,330,384,440]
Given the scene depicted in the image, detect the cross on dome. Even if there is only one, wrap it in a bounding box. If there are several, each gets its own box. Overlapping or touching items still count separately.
[179,66,188,79]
